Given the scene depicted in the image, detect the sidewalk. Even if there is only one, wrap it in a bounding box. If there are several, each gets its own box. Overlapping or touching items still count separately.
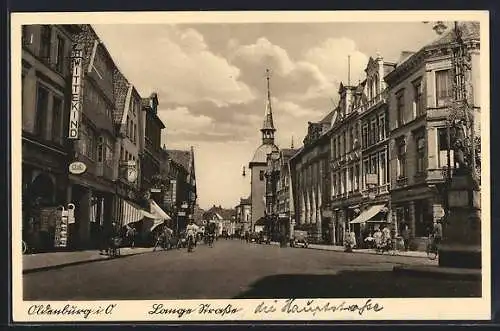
[272,242,429,258]
[23,247,152,274]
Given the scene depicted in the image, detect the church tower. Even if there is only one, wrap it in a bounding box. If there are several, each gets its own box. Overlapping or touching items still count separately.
[248,69,279,232]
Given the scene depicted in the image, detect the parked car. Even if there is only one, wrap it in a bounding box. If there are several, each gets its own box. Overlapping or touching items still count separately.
[258,232,271,244]
[290,230,309,248]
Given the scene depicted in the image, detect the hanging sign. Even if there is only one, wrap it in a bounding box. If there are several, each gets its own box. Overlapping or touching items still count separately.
[69,161,87,174]
[126,160,138,183]
[54,206,69,248]
[69,43,84,139]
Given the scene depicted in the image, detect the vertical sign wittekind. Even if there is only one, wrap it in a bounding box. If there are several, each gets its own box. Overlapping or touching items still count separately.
[69,43,83,139]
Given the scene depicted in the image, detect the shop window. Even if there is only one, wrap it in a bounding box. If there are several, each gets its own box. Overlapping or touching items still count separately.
[435,69,453,107]
[35,85,49,137]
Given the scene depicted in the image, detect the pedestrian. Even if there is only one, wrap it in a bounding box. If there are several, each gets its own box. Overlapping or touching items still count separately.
[433,219,443,245]
[349,230,357,249]
[401,224,410,251]
[373,226,383,249]
[127,225,137,248]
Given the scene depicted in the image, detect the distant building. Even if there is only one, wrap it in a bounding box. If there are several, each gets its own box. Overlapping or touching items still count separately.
[249,71,278,231]
[166,148,197,232]
[203,205,237,236]
[290,111,333,243]
[235,197,251,234]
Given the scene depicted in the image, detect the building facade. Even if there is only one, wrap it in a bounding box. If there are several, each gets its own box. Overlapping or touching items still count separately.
[290,113,332,243]
[235,197,251,234]
[21,24,81,251]
[386,22,480,250]
[249,74,278,231]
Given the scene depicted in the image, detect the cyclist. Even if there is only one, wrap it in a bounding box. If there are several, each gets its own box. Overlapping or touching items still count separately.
[206,221,216,247]
[186,220,198,252]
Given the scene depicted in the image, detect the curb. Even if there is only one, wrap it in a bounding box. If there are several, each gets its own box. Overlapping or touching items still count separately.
[304,245,429,259]
[393,265,481,281]
[23,249,152,274]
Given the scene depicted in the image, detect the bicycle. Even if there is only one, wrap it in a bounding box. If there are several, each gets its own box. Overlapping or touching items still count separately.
[207,234,215,248]
[426,236,439,260]
[187,235,195,252]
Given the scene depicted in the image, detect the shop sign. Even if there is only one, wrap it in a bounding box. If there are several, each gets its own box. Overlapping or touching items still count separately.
[54,206,69,248]
[126,160,138,183]
[150,188,161,193]
[69,161,87,174]
[178,211,186,216]
[279,213,287,219]
[69,43,83,139]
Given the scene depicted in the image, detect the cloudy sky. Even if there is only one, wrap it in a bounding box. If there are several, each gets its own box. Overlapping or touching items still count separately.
[92,21,439,210]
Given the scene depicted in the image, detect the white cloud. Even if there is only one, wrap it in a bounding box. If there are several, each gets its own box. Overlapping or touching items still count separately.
[304,37,368,85]
[272,98,322,119]
[158,106,214,135]
[93,25,255,107]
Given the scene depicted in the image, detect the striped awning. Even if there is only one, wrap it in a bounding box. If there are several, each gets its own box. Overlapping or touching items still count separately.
[349,204,386,224]
[150,199,171,220]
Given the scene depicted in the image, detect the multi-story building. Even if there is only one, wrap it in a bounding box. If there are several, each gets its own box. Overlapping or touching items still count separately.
[112,69,148,230]
[290,111,333,243]
[166,148,197,233]
[386,22,480,250]
[140,93,164,204]
[65,25,122,249]
[329,83,364,246]
[276,148,297,239]
[21,24,81,251]
[346,55,396,245]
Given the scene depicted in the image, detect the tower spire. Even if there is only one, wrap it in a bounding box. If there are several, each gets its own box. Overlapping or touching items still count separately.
[291,136,294,149]
[261,68,276,145]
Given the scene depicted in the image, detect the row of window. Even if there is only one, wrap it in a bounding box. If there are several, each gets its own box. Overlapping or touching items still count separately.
[126,115,138,143]
[120,147,137,162]
[361,113,387,148]
[79,122,114,165]
[31,82,64,144]
[396,70,452,127]
[23,25,67,75]
[396,128,450,179]
[84,83,114,121]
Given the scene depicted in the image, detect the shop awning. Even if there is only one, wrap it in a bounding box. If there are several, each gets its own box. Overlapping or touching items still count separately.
[349,204,386,224]
[122,200,146,226]
[141,209,159,219]
[150,199,171,220]
[151,221,173,233]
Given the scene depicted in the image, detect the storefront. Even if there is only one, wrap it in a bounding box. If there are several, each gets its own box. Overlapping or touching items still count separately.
[349,204,390,248]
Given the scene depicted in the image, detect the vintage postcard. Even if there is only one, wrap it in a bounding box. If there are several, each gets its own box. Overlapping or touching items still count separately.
[11,10,491,322]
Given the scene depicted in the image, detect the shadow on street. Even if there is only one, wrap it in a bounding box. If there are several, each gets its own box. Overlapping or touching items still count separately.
[234,270,481,299]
